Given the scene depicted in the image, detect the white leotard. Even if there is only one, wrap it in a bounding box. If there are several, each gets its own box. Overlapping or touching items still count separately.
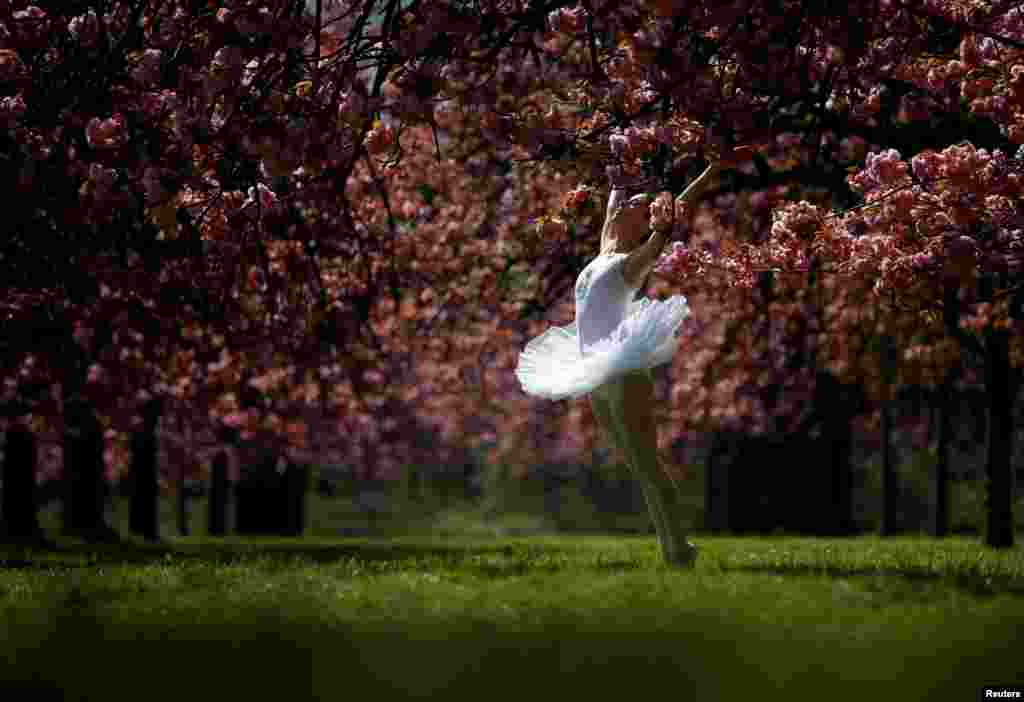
[515,252,689,400]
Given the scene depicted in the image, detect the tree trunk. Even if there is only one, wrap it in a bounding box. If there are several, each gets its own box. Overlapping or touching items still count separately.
[879,330,897,537]
[2,422,44,543]
[463,459,477,501]
[880,397,896,535]
[406,465,421,503]
[703,438,716,533]
[972,387,988,445]
[283,460,308,536]
[828,419,855,535]
[542,468,561,529]
[931,369,954,538]
[207,450,229,536]
[819,372,856,536]
[62,397,114,541]
[176,417,190,537]
[129,399,161,541]
[176,460,189,536]
[984,328,1016,548]
[704,433,729,533]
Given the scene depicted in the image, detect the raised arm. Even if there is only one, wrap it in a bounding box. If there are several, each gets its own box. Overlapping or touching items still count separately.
[620,163,720,289]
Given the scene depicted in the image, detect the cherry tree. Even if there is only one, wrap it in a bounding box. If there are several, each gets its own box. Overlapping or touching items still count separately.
[499,0,1024,545]
[0,0,585,539]
[3,0,1022,553]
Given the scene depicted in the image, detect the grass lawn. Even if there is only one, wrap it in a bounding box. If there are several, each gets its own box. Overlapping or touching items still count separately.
[2,533,1022,701]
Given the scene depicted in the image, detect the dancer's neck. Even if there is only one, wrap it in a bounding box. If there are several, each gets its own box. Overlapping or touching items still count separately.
[599,239,639,256]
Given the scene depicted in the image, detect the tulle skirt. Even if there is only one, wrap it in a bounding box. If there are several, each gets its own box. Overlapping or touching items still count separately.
[515,295,689,400]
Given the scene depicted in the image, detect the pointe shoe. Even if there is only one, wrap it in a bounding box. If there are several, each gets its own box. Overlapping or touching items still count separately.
[665,541,699,569]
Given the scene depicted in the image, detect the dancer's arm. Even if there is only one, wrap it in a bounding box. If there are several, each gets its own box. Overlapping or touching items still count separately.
[621,146,756,288]
[620,163,718,289]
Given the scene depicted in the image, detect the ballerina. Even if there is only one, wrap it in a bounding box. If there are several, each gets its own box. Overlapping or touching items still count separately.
[516,149,750,567]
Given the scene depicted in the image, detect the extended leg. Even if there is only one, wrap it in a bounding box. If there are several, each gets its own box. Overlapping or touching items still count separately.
[610,371,697,567]
[591,383,673,551]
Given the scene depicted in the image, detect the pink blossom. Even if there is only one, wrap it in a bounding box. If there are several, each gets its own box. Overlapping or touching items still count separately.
[563,187,591,212]
[650,192,674,231]
[960,35,978,65]
[68,10,100,45]
[131,49,162,86]
[0,49,26,80]
[776,132,801,148]
[771,200,825,241]
[86,363,104,384]
[549,7,584,33]
[0,94,26,124]
[85,114,126,149]
[365,123,394,155]
[88,163,117,194]
[609,133,629,158]
[911,150,942,180]
[72,322,95,350]
[242,183,279,215]
[13,6,46,20]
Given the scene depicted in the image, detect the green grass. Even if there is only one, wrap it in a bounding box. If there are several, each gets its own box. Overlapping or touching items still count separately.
[2,533,1023,702]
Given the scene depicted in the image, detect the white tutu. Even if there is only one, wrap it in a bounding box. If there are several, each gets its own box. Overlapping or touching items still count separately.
[515,253,689,400]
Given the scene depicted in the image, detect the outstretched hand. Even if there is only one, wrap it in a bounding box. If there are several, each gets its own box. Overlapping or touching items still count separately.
[707,144,759,172]
[649,145,759,233]
[649,192,675,233]
[614,145,760,235]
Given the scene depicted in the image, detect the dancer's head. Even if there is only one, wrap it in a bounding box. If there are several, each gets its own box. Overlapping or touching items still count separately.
[603,190,651,251]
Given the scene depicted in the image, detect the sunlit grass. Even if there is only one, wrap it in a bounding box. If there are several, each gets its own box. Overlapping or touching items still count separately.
[2,534,1022,701]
